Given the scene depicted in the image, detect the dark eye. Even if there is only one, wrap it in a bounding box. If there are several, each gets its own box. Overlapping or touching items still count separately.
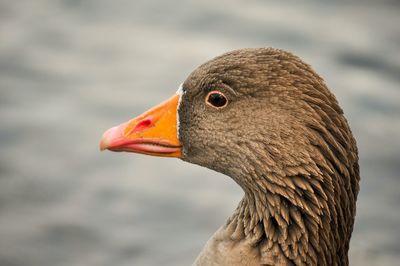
[206,91,228,108]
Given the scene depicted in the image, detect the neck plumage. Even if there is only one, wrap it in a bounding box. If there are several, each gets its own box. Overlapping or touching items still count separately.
[215,97,359,265]
[223,169,352,266]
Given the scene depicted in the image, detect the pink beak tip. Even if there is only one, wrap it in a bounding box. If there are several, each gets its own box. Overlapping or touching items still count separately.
[100,125,120,152]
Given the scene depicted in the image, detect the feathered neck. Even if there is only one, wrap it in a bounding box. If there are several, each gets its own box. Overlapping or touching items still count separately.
[225,189,330,265]
[220,121,359,266]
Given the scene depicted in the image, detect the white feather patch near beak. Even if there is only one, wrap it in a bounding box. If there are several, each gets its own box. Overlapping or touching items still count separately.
[176,83,184,140]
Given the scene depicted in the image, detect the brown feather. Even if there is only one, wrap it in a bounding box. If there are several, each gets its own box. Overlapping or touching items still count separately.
[177,48,360,266]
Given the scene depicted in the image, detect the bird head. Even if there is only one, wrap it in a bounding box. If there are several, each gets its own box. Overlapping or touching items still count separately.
[100,48,353,191]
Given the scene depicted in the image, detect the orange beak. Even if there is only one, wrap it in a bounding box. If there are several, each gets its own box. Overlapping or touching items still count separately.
[100,94,182,158]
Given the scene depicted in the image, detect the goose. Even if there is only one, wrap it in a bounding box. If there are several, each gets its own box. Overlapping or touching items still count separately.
[100,48,360,266]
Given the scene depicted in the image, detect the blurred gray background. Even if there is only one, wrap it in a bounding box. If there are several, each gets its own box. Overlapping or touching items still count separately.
[1,0,399,265]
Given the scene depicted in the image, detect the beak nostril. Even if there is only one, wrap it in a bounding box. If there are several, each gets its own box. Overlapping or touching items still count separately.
[134,118,153,132]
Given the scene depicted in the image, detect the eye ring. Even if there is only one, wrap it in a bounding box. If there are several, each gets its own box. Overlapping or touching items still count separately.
[205,90,228,109]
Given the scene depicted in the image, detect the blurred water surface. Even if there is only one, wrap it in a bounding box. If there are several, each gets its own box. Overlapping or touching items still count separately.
[0,0,399,265]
